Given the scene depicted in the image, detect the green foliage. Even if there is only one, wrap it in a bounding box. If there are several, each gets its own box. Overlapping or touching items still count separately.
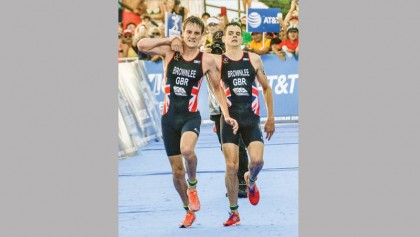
[259,0,292,18]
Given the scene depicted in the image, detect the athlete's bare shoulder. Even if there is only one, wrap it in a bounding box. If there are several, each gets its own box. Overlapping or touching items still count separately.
[163,50,176,67]
[248,51,261,62]
[248,51,263,70]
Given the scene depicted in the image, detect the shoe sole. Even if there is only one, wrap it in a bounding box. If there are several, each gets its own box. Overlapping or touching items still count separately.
[179,224,193,228]
[223,222,241,227]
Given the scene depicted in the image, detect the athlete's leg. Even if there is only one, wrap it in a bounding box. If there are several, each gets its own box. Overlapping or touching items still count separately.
[247,141,264,181]
[168,154,189,207]
[217,116,248,178]
[180,131,199,182]
[221,115,241,209]
[237,136,249,198]
[180,113,202,212]
[161,112,189,206]
[222,143,240,206]
[169,154,198,227]
[218,115,248,198]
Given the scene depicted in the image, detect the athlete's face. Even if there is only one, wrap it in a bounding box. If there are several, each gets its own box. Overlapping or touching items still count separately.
[182,23,203,48]
[224,25,242,47]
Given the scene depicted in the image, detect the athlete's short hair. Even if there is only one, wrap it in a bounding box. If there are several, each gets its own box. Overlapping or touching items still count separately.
[223,22,243,36]
[183,16,205,34]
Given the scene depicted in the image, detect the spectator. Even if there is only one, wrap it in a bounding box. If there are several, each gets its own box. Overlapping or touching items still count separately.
[238,16,252,46]
[199,17,221,53]
[158,23,166,37]
[202,12,211,33]
[266,32,282,53]
[166,0,188,21]
[272,25,299,60]
[282,0,299,30]
[118,27,124,59]
[132,23,153,60]
[242,0,252,13]
[149,27,162,38]
[279,26,287,42]
[217,13,228,30]
[201,12,210,25]
[132,22,149,47]
[145,0,165,25]
[121,29,138,58]
[245,32,271,55]
[125,22,137,31]
[121,0,147,29]
[142,14,157,28]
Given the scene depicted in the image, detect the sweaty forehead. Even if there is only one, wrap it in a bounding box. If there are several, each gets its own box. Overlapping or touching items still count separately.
[226,25,241,33]
[184,23,202,33]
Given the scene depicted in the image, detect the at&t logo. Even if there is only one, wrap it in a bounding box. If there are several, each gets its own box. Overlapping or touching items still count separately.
[248,12,262,28]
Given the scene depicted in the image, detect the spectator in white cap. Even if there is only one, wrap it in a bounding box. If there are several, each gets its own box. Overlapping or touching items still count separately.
[272,25,299,60]
[199,17,221,53]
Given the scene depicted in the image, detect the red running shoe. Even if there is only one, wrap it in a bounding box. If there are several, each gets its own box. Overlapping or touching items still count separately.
[244,171,260,205]
[179,211,196,228]
[187,189,201,212]
[223,212,240,226]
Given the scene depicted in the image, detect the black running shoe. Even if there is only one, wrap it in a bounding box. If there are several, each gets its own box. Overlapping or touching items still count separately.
[238,179,248,198]
[224,179,248,198]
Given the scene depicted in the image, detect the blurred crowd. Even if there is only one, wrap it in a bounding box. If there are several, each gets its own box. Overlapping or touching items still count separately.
[118,0,299,61]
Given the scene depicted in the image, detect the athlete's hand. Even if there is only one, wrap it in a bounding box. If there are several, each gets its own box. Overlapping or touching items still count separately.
[264,117,275,140]
[170,36,183,54]
[225,117,239,135]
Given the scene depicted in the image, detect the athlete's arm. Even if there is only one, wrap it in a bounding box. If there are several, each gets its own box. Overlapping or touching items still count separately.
[204,53,239,134]
[252,53,275,140]
[137,35,180,56]
[210,54,222,71]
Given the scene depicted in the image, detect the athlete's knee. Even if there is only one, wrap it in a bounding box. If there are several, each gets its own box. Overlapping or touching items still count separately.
[172,166,186,179]
[249,157,264,167]
[180,146,195,159]
[225,160,239,173]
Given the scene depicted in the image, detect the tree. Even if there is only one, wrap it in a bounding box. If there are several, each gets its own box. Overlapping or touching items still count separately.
[259,0,292,18]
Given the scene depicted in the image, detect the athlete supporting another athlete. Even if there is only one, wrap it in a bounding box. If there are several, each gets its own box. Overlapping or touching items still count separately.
[216,22,276,226]
[137,16,238,228]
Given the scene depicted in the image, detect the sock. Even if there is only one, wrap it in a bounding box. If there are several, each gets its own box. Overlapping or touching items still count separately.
[187,179,198,188]
[230,205,239,214]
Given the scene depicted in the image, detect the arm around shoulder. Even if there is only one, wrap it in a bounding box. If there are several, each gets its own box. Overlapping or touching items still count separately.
[137,36,179,56]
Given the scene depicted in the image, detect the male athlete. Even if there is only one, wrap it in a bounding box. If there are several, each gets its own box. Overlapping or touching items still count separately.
[137,16,238,228]
[216,22,275,226]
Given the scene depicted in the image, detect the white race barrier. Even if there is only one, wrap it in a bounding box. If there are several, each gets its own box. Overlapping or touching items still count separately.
[118,61,162,158]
